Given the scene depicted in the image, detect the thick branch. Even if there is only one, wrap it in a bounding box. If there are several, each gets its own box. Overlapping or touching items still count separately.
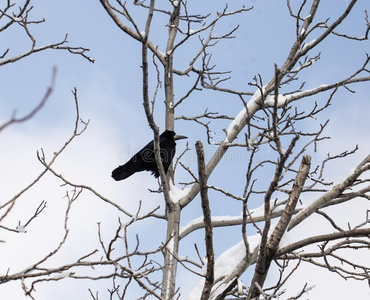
[247,155,311,299]
[288,154,370,230]
[276,228,370,256]
[196,141,214,300]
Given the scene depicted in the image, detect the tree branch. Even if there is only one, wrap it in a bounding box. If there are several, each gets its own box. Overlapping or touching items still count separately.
[196,141,214,300]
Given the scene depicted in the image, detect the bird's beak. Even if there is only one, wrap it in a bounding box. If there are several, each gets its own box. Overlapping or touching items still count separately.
[174,134,188,141]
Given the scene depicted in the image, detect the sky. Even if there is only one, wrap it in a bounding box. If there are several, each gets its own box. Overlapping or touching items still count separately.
[1,0,370,299]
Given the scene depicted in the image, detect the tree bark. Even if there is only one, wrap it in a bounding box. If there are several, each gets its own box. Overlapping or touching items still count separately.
[161,202,181,299]
[196,141,215,299]
[247,155,311,299]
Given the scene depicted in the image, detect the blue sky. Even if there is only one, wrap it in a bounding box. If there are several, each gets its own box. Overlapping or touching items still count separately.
[1,0,370,299]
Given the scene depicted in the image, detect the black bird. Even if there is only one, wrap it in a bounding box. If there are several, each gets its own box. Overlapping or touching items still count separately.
[112,130,187,181]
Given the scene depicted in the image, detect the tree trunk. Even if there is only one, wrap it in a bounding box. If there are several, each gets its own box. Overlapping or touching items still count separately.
[161,202,181,299]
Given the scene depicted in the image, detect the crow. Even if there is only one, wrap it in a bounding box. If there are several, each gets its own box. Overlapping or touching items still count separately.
[112,130,187,181]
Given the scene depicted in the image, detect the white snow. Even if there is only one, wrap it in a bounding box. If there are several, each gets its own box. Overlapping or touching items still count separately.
[169,182,190,203]
[247,199,288,219]
[226,88,265,136]
[263,94,289,107]
[237,279,243,295]
[187,235,261,300]
[277,230,293,249]
[226,106,247,136]
[180,204,278,239]
[180,216,203,234]
[186,221,289,299]
[51,271,73,280]
[166,233,175,253]
[180,215,243,238]
[302,39,316,52]
[249,204,265,218]
[16,225,26,233]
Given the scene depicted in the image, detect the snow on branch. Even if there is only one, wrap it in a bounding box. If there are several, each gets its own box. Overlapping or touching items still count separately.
[179,200,300,240]
[288,154,370,230]
[188,235,260,300]
[247,155,311,299]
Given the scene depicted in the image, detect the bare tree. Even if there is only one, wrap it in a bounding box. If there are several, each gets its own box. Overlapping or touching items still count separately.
[1,0,370,299]
[0,0,93,227]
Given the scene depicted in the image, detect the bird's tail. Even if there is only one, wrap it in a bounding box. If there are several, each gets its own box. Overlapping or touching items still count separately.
[111,163,137,181]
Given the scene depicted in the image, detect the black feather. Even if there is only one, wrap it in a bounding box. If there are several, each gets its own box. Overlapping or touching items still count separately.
[112,130,187,181]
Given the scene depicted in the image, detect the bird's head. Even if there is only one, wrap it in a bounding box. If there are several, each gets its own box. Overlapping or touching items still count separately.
[162,130,188,141]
